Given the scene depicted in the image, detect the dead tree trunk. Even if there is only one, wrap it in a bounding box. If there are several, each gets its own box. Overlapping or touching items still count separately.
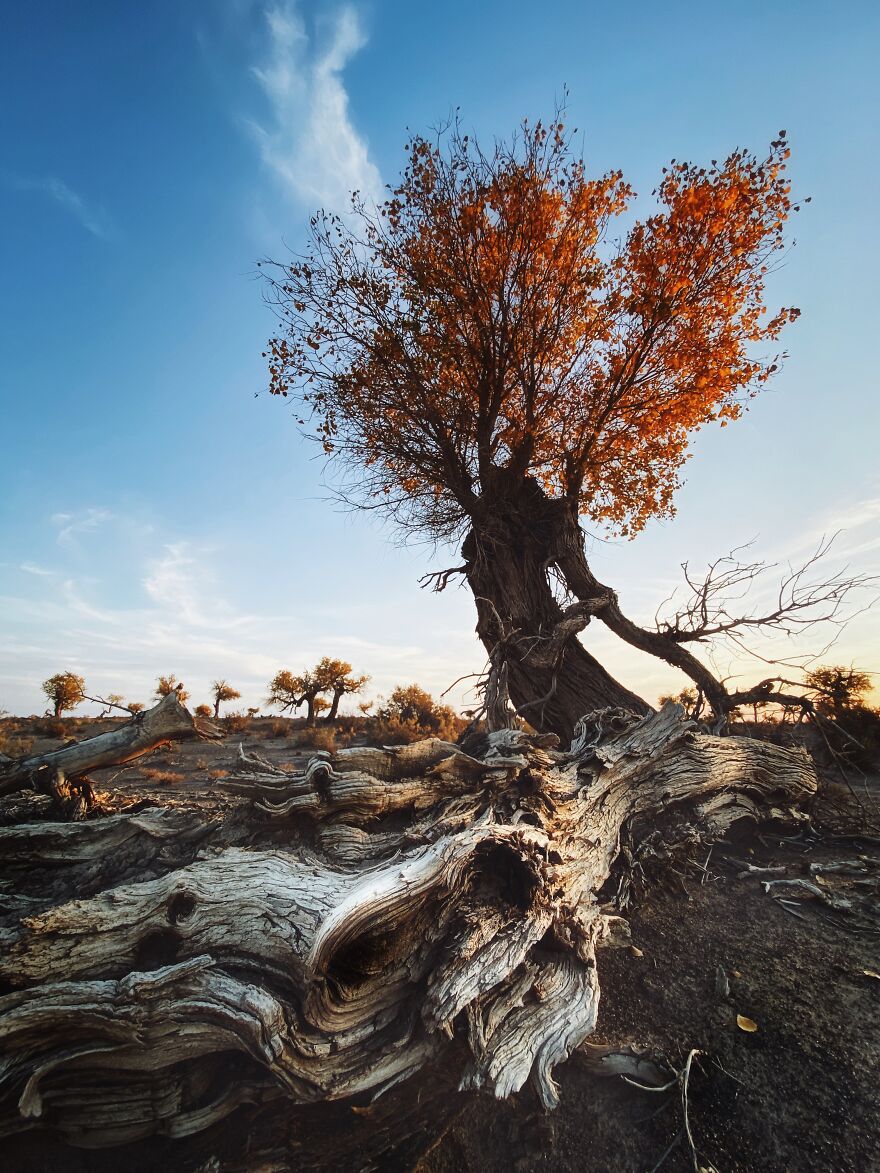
[0,692,218,802]
[0,702,816,1167]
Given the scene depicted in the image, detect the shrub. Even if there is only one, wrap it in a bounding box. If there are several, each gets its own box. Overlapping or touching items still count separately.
[35,718,67,740]
[372,684,466,743]
[224,711,250,734]
[141,769,185,785]
[301,727,337,753]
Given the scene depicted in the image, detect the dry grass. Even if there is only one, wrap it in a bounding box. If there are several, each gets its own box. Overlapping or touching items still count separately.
[140,768,186,785]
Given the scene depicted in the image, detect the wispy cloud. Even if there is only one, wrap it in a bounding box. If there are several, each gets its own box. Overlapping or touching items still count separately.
[20,562,55,577]
[144,541,257,630]
[8,175,116,240]
[51,507,115,547]
[250,2,382,211]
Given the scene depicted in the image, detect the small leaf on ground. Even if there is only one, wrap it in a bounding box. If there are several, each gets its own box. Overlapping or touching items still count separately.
[736,1014,759,1032]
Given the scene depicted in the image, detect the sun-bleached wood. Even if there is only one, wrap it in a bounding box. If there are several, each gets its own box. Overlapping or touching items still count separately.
[0,691,218,799]
[0,703,816,1154]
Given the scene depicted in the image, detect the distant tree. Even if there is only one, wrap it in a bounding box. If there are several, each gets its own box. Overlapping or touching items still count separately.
[41,672,85,718]
[127,702,145,714]
[211,680,242,719]
[312,658,370,721]
[266,669,325,723]
[194,703,213,718]
[805,665,873,721]
[247,706,260,719]
[154,675,189,704]
[378,684,461,738]
[294,672,325,724]
[267,663,367,724]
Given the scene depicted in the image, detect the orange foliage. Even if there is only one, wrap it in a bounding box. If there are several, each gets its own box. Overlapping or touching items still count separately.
[263,116,800,537]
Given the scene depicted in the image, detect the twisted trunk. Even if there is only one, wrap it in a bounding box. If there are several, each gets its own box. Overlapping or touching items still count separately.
[461,476,752,734]
[327,689,343,721]
[463,480,648,741]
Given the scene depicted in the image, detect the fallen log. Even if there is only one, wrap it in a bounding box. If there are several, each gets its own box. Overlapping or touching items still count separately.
[0,692,220,800]
[0,703,816,1166]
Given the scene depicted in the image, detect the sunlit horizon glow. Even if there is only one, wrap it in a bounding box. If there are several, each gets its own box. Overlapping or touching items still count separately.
[1,1,877,717]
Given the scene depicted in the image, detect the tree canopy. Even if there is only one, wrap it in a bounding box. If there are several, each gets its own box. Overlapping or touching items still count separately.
[263,116,800,539]
[41,672,85,718]
[211,680,241,719]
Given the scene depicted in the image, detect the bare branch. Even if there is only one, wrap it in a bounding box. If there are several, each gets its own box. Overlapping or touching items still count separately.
[522,598,609,669]
[419,565,468,593]
[656,535,877,648]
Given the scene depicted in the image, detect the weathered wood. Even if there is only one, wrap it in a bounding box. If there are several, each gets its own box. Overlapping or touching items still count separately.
[0,693,220,798]
[0,703,817,1160]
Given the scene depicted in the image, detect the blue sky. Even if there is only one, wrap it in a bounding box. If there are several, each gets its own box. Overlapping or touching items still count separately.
[1,0,878,716]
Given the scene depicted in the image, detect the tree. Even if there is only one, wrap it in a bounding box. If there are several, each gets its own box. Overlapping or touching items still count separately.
[266,668,322,723]
[194,703,213,718]
[267,662,368,724]
[312,657,370,720]
[261,116,811,738]
[805,665,873,721]
[41,672,85,718]
[127,701,145,714]
[154,675,189,705]
[210,680,241,719]
[0,113,842,1168]
[267,669,303,714]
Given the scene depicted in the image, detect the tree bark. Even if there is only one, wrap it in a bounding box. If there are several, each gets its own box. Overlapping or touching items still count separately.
[463,478,648,740]
[0,703,816,1167]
